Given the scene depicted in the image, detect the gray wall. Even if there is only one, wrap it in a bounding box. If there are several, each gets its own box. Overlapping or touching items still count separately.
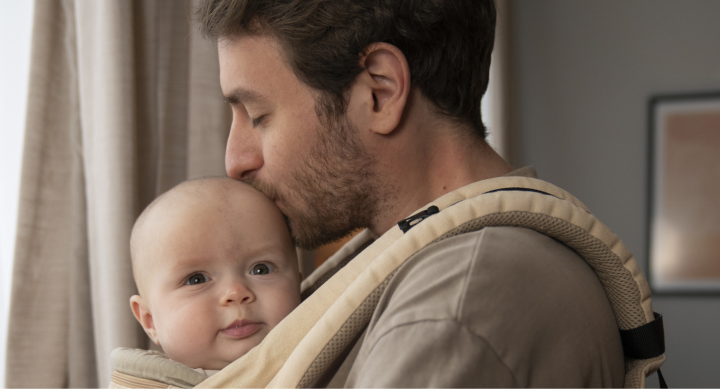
[510,1,720,387]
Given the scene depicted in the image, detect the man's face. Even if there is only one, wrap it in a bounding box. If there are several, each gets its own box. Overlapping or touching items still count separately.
[140,188,301,370]
[219,35,381,249]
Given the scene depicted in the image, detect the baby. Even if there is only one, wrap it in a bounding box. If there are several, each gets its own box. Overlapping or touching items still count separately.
[128,177,301,373]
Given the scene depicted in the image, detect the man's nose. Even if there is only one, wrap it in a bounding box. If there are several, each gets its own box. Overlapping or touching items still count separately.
[220,281,255,305]
[225,118,263,180]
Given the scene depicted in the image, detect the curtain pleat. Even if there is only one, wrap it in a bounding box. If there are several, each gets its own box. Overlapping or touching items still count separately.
[187,1,232,178]
[6,0,230,387]
[7,0,85,386]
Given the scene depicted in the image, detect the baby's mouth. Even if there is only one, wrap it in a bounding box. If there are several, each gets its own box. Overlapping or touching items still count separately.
[220,319,262,339]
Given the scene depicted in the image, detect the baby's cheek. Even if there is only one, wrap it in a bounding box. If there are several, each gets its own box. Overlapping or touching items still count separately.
[265,285,301,327]
[156,306,216,364]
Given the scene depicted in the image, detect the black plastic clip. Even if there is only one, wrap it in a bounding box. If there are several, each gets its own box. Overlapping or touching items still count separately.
[398,205,439,233]
[619,312,665,359]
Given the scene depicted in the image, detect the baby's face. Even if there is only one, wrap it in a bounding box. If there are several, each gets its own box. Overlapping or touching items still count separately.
[136,185,300,370]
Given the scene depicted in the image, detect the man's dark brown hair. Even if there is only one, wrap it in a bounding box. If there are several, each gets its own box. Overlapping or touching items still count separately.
[197,0,496,138]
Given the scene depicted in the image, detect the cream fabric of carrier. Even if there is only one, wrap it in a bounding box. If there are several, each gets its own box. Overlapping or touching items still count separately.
[110,176,665,388]
[109,348,206,388]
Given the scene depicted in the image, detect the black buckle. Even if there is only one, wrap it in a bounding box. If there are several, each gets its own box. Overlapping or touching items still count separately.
[619,312,665,359]
[398,206,439,233]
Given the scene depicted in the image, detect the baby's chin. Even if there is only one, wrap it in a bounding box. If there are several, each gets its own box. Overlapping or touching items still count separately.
[174,357,230,371]
[193,361,231,371]
[165,335,264,370]
[172,349,252,371]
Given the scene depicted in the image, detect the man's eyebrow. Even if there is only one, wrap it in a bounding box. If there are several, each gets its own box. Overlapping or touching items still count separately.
[223,88,266,105]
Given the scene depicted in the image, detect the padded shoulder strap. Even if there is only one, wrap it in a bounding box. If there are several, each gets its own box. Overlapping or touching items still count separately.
[110,347,205,388]
[198,177,664,388]
[110,370,181,389]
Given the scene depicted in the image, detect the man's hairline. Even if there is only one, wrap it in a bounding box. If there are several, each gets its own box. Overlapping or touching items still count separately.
[218,27,488,145]
[219,28,335,115]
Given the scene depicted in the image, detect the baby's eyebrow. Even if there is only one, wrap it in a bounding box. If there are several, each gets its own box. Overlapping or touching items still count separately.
[167,257,207,272]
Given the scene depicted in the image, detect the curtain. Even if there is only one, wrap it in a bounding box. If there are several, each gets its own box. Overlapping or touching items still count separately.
[5,0,230,387]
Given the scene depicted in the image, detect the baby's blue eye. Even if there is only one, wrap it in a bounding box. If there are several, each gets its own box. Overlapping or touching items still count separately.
[186,273,209,285]
[250,263,274,275]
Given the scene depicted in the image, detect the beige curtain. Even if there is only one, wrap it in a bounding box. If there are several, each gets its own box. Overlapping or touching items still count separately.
[6,0,230,387]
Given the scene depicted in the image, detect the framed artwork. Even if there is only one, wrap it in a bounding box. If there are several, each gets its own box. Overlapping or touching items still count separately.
[648,91,720,294]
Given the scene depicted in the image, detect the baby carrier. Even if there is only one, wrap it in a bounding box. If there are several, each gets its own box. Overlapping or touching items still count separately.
[109,348,207,388]
[110,175,665,388]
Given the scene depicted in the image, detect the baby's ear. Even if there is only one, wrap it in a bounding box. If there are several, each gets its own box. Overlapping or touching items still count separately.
[130,295,161,346]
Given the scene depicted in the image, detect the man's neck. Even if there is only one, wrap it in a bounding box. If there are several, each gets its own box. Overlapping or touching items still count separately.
[368,133,513,238]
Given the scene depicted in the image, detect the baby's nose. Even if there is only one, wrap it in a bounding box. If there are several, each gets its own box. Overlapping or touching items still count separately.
[221,282,255,304]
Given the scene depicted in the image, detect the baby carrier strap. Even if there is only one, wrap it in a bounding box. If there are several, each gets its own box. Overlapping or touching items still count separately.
[197,177,664,388]
[109,348,206,388]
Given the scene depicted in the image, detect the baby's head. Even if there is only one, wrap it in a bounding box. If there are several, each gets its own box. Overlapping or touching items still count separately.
[129,178,301,370]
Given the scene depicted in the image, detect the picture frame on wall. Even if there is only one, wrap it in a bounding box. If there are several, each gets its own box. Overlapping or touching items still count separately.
[648,91,720,294]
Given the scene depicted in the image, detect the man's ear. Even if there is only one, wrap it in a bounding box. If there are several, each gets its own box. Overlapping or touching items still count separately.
[130,295,161,346]
[358,42,411,135]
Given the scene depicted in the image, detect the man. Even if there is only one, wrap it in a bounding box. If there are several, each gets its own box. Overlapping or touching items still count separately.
[198,0,625,386]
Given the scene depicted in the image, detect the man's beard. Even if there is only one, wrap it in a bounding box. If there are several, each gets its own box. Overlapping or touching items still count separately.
[247,112,384,250]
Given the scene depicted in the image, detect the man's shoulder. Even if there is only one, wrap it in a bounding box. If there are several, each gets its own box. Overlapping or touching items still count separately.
[371,226,606,327]
[361,226,625,387]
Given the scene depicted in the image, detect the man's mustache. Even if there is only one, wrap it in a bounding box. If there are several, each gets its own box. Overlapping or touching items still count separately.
[245,177,282,202]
